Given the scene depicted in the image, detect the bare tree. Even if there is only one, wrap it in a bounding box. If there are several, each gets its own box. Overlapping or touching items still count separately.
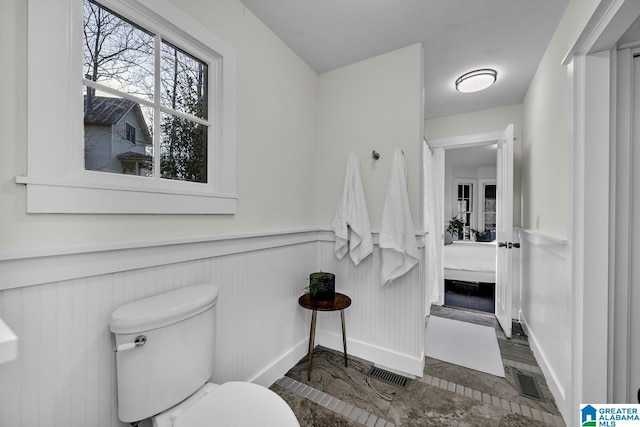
[83,0,153,98]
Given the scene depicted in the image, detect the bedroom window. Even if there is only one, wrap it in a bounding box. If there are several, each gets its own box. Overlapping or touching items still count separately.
[480,182,497,230]
[455,182,473,240]
[21,0,237,214]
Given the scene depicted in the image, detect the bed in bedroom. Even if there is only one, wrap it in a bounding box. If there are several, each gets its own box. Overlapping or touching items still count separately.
[443,240,496,283]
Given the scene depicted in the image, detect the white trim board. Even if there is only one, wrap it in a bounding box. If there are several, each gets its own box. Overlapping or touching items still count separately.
[564,0,640,419]
[519,313,567,416]
[562,0,640,62]
[0,229,321,291]
[428,130,503,149]
[249,338,309,387]
[520,229,569,259]
[315,330,425,378]
[0,229,426,291]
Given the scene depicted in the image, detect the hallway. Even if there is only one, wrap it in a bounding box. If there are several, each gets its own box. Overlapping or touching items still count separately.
[271,306,564,426]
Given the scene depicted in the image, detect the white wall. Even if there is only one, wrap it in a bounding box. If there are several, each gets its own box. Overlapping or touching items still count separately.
[312,42,426,373]
[316,43,425,231]
[520,0,600,423]
[522,0,600,239]
[519,232,570,418]
[0,0,319,252]
[425,104,523,228]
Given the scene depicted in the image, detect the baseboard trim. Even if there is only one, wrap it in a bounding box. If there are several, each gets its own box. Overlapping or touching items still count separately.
[315,330,424,378]
[519,313,568,419]
[248,338,309,387]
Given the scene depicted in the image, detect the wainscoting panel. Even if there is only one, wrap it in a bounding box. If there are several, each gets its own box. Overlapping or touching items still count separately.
[0,236,317,427]
[315,240,426,376]
[519,229,570,420]
[0,230,427,426]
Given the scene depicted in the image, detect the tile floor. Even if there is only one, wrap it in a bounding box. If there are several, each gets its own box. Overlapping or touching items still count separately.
[270,305,564,427]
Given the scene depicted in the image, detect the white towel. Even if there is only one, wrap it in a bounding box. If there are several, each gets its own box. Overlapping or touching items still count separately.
[331,154,373,265]
[380,149,419,284]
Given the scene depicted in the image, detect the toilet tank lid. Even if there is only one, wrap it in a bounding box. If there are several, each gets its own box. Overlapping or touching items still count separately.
[110,285,219,334]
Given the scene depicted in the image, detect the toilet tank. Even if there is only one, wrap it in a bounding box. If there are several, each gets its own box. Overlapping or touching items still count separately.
[109,285,219,423]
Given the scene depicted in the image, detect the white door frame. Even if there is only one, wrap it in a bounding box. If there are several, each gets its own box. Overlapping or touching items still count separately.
[613,47,640,404]
[423,142,445,311]
[429,129,512,321]
[565,0,640,412]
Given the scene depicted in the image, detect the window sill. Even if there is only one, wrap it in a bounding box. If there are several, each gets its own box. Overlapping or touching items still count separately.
[15,176,237,214]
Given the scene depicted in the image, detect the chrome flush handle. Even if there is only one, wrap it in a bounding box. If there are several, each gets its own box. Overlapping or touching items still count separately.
[114,335,147,352]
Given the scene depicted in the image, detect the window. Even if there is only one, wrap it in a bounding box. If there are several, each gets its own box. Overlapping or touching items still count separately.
[125,123,136,144]
[20,0,237,214]
[455,182,473,240]
[480,182,497,230]
[453,178,497,240]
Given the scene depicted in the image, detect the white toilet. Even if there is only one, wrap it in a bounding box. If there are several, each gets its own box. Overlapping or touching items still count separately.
[109,284,300,426]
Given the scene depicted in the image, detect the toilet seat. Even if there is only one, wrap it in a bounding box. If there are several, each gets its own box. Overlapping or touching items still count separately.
[157,382,299,427]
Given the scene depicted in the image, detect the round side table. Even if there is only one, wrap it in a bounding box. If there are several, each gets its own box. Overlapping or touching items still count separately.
[298,293,351,380]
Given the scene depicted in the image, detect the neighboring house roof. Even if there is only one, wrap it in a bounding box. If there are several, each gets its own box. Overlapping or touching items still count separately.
[84,95,152,145]
[116,151,153,162]
[84,95,136,125]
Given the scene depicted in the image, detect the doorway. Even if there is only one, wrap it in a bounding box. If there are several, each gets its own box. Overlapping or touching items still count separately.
[425,125,514,337]
[442,144,497,314]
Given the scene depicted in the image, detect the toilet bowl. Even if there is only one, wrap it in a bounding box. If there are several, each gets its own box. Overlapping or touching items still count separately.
[153,382,299,427]
[109,285,299,426]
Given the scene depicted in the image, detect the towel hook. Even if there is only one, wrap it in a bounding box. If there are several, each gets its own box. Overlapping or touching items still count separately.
[372,150,380,160]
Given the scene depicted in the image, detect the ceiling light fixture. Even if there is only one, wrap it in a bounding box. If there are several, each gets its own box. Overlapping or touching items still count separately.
[455,69,497,93]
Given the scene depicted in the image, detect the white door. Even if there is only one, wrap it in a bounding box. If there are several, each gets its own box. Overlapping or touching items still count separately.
[424,144,445,311]
[495,124,514,338]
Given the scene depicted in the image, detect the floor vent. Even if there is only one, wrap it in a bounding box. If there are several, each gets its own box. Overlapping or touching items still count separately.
[367,367,410,389]
[515,372,543,400]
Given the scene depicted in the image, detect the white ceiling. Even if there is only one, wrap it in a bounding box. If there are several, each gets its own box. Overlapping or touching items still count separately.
[238,0,569,119]
[618,14,640,46]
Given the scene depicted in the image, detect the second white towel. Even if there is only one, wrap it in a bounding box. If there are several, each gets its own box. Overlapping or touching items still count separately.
[380,149,419,284]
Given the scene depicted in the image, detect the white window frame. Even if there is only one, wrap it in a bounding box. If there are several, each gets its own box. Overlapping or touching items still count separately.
[478,179,496,231]
[453,178,476,239]
[18,0,237,214]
